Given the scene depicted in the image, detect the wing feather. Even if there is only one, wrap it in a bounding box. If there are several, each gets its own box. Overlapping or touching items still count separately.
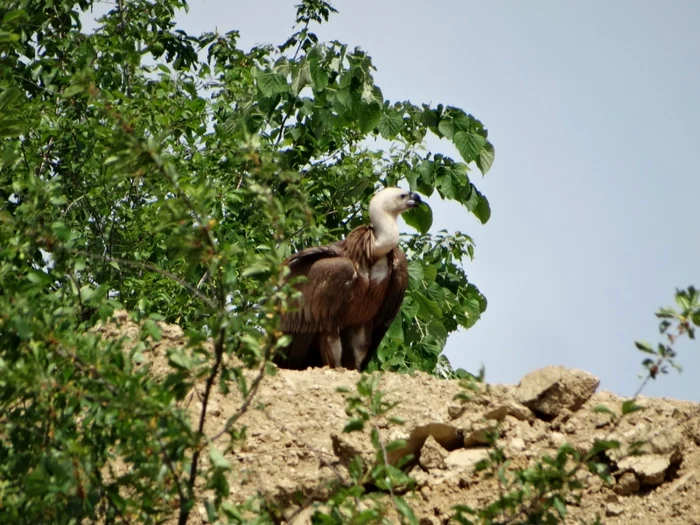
[275,244,356,369]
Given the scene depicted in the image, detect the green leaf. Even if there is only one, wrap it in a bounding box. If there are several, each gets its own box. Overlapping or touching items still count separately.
[476,142,495,174]
[621,400,643,415]
[386,316,404,342]
[343,418,365,433]
[358,102,382,133]
[437,119,455,139]
[26,270,51,286]
[241,262,270,278]
[634,340,654,354]
[167,348,193,371]
[473,192,491,224]
[309,57,329,91]
[0,86,21,111]
[378,111,403,139]
[393,496,419,525]
[0,31,19,43]
[552,496,567,518]
[51,221,71,242]
[691,310,700,327]
[209,446,232,470]
[403,202,433,234]
[256,71,288,97]
[62,83,85,98]
[588,439,620,456]
[79,285,94,302]
[453,131,486,163]
[0,119,23,138]
[3,9,29,24]
[423,265,437,284]
[13,317,31,340]
[407,260,424,289]
[592,405,616,417]
[291,59,312,95]
[414,291,442,318]
[141,319,163,341]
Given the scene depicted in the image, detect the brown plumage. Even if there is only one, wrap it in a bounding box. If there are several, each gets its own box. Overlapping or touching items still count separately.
[274,187,422,371]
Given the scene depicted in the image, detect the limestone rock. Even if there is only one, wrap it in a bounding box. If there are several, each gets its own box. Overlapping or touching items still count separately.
[651,427,684,457]
[508,437,526,455]
[463,424,493,448]
[483,401,534,422]
[444,448,489,472]
[386,423,463,467]
[617,454,671,486]
[331,432,369,468]
[606,503,625,516]
[448,404,466,420]
[614,471,640,495]
[419,435,448,470]
[516,366,600,418]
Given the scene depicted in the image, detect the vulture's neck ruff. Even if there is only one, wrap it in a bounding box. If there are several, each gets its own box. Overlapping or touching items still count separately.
[369,209,399,259]
[369,193,402,259]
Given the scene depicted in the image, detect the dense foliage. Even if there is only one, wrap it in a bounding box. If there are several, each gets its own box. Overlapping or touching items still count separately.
[0,0,494,521]
[1,1,697,523]
[1,0,493,375]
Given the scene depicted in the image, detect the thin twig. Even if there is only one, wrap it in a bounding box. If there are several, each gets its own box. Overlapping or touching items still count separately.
[79,251,218,310]
[211,344,272,442]
[196,269,210,290]
[35,136,55,178]
[179,322,226,525]
[158,437,186,510]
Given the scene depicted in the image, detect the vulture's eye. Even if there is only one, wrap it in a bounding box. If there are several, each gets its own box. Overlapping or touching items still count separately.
[401,193,408,199]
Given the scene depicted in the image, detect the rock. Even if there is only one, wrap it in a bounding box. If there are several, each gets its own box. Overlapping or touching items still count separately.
[331,433,369,468]
[419,435,448,470]
[444,448,489,472]
[448,404,466,420]
[549,431,566,448]
[516,366,600,418]
[614,471,640,495]
[606,503,625,516]
[159,322,184,340]
[617,454,671,486]
[651,427,684,456]
[686,417,700,446]
[484,401,534,422]
[207,399,221,417]
[386,423,463,467]
[550,408,573,430]
[463,424,493,448]
[507,437,526,455]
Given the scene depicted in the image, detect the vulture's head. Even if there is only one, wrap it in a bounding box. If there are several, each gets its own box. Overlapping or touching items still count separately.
[369,187,423,218]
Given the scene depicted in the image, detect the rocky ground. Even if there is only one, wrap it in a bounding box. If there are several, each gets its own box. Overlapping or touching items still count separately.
[96,313,700,524]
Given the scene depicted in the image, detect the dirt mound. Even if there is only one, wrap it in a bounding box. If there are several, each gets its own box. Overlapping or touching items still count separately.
[95,313,700,524]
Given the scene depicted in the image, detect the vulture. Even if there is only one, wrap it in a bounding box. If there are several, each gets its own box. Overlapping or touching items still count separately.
[274,187,422,371]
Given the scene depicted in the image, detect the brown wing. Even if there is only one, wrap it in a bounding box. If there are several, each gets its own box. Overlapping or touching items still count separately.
[275,243,356,369]
[358,247,408,371]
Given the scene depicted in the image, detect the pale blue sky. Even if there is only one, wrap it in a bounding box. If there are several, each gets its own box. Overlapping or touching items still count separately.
[88,1,700,401]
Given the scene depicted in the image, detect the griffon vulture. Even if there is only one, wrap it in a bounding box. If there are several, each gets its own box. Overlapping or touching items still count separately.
[274,187,422,371]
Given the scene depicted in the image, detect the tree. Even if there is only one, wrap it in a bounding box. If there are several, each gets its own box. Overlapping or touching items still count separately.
[0,0,494,521]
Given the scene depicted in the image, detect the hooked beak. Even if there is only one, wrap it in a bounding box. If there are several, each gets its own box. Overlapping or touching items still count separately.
[406,192,423,208]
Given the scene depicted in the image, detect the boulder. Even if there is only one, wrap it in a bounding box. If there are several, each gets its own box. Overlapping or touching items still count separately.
[444,448,489,472]
[617,454,671,487]
[419,435,448,470]
[516,366,600,418]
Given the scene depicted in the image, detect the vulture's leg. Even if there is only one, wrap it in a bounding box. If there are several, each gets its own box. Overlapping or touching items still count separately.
[319,331,343,368]
[348,324,372,371]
